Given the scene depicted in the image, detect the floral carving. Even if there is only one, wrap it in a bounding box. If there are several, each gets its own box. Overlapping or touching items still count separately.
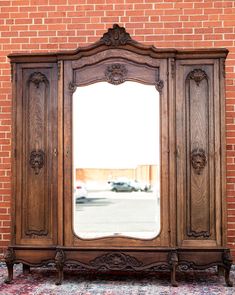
[90,252,143,270]
[105,64,128,85]
[29,150,45,175]
[100,24,133,46]
[186,69,207,86]
[28,72,48,88]
[191,148,207,175]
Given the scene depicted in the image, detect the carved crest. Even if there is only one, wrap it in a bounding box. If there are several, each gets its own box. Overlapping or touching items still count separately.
[90,252,143,270]
[187,69,207,86]
[100,24,133,46]
[29,149,45,175]
[28,72,48,88]
[191,148,207,175]
[105,64,128,85]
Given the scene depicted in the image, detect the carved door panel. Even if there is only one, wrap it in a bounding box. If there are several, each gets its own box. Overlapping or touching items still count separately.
[176,59,223,247]
[14,63,58,245]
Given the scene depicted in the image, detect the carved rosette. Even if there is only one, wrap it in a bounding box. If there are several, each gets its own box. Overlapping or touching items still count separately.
[186,69,208,86]
[28,72,48,88]
[90,252,143,271]
[105,64,128,85]
[4,248,15,264]
[29,149,45,175]
[100,24,133,46]
[191,148,207,175]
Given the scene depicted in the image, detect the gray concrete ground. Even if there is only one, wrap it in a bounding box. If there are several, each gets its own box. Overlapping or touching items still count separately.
[73,191,160,239]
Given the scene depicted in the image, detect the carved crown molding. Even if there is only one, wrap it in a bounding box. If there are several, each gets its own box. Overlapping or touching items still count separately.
[28,72,48,88]
[105,63,128,85]
[191,148,207,175]
[186,69,208,86]
[100,24,133,46]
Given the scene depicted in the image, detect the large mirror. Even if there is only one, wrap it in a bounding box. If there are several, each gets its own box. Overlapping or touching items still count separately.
[73,81,160,239]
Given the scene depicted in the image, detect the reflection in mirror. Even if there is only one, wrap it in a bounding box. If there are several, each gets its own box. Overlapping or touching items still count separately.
[73,82,160,239]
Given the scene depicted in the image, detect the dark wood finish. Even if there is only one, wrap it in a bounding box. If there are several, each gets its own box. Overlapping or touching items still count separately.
[5,24,232,287]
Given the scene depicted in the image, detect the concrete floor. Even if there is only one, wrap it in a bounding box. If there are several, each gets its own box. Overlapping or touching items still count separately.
[73,190,160,239]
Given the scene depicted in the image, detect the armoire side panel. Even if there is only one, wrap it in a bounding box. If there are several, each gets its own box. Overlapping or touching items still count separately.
[176,60,221,247]
[15,64,58,245]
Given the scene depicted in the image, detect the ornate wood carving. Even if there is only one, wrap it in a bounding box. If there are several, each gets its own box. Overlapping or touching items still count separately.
[4,248,15,264]
[155,80,164,93]
[68,82,77,94]
[28,72,48,88]
[90,252,143,270]
[185,66,211,241]
[55,249,65,285]
[191,148,207,175]
[100,24,133,46]
[186,69,207,86]
[29,149,45,175]
[105,63,128,85]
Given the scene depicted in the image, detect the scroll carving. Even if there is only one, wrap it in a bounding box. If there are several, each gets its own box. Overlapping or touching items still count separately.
[191,148,207,175]
[187,230,210,238]
[28,72,48,88]
[90,252,143,270]
[186,69,207,86]
[100,24,133,46]
[29,150,45,175]
[105,64,128,85]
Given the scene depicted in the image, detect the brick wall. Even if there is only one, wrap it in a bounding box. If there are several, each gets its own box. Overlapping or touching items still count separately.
[0,0,235,259]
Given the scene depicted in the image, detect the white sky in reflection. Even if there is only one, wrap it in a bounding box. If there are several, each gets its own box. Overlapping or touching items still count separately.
[73,82,160,169]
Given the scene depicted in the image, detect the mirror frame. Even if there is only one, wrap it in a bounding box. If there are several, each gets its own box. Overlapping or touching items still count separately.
[61,25,175,248]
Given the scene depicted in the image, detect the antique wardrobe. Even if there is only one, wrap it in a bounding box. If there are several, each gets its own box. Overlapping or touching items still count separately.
[5,25,233,286]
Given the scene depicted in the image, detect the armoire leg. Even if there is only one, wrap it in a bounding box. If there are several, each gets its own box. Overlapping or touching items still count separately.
[222,249,233,287]
[55,249,65,285]
[4,263,14,284]
[217,265,224,276]
[4,248,15,284]
[224,267,233,287]
[23,264,30,275]
[169,251,178,287]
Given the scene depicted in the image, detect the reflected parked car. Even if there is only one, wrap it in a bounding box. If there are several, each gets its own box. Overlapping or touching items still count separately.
[111,181,138,192]
[110,179,150,192]
[74,181,88,202]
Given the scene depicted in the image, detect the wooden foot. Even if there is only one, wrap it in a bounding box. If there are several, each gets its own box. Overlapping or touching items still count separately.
[4,263,13,284]
[169,250,178,287]
[225,268,233,287]
[23,264,30,275]
[55,249,65,285]
[4,248,15,284]
[217,265,224,276]
[222,249,233,287]
[55,269,64,285]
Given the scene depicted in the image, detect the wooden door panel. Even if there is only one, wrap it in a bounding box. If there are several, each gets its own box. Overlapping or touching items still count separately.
[15,64,58,245]
[176,60,221,247]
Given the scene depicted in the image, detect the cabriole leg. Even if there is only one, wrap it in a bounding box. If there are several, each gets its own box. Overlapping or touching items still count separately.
[23,264,30,275]
[223,249,233,287]
[4,248,15,284]
[55,249,65,285]
[169,250,178,287]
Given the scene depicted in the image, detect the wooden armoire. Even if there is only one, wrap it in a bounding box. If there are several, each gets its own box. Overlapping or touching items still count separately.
[5,24,233,286]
